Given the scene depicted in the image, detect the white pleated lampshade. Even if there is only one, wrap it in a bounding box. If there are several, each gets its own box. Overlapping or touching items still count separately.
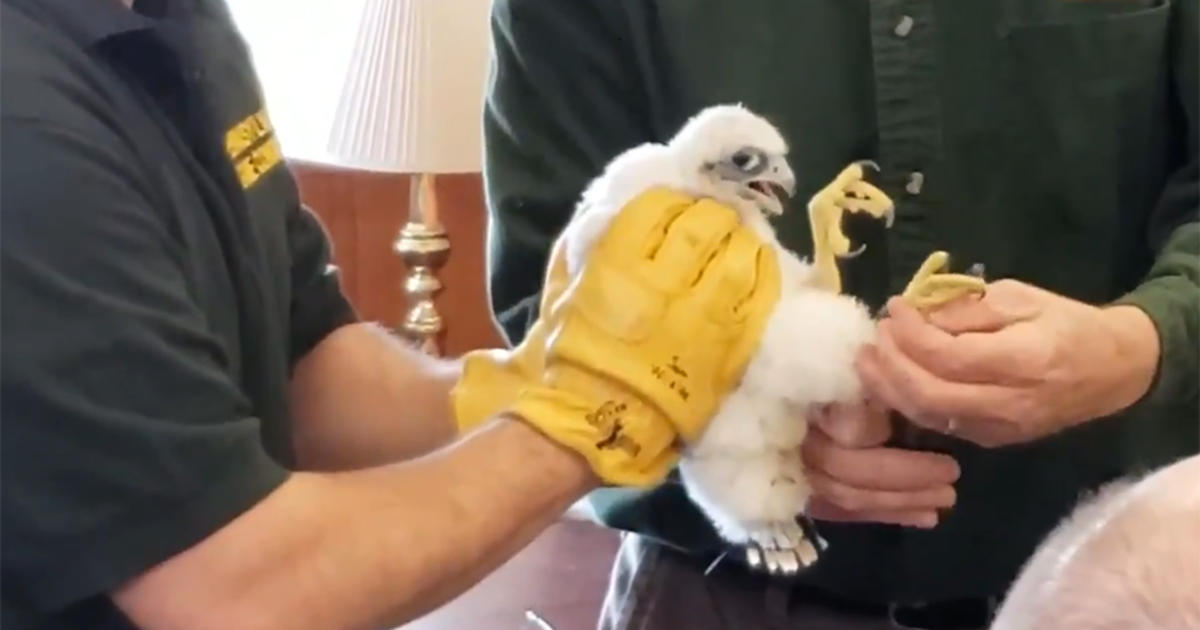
[326,0,492,173]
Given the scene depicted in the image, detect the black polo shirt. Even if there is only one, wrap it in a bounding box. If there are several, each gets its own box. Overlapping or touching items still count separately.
[1,0,358,627]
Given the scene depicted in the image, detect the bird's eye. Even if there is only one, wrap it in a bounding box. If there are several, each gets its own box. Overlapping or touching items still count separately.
[730,148,766,174]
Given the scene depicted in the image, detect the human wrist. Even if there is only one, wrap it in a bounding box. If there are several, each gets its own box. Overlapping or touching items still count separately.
[1096,304,1161,416]
[495,415,602,492]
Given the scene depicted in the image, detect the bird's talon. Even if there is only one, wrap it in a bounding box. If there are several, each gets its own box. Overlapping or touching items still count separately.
[842,242,867,259]
[851,159,882,184]
[807,161,896,294]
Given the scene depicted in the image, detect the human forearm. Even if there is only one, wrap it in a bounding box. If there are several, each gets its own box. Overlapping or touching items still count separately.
[114,417,597,630]
[290,322,461,470]
[1109,0,1197,416]
[1093,305,1162,416]
[1110,221,1200,416]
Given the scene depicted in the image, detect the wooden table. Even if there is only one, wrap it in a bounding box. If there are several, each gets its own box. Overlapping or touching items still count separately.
[399,518,621,630]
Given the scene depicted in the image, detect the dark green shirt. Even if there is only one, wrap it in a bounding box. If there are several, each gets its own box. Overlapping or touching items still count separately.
[483,0,1199,603]
[1,0,355,627]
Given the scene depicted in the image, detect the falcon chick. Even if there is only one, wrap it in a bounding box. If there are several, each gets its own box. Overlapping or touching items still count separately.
[561,104,984,576]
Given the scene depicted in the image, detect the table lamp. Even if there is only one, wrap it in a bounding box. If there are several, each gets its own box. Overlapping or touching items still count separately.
[325,0,492,355]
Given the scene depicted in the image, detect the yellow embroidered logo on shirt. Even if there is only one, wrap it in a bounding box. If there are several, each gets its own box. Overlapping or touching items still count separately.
[224,108,282,189]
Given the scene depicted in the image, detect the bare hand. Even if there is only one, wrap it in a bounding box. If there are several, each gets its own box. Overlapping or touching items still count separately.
[856,280,1161,447]
[801,401,960,528]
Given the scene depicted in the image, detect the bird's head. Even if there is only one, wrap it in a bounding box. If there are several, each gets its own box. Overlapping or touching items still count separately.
[669,104,796,217]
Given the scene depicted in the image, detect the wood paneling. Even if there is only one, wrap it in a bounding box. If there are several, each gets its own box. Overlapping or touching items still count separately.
[289,161,505,356]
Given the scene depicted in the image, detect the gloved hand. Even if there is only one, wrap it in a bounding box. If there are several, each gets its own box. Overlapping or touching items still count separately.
[452,188,781,486]
[450,226,573,433]
[455,192,704,435]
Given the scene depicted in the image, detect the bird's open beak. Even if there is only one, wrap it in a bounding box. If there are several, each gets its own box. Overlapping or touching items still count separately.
[747,158,796,217]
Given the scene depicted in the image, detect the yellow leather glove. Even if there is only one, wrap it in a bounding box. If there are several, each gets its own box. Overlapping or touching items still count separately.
[453,188,781,486]
[452,190,721,434]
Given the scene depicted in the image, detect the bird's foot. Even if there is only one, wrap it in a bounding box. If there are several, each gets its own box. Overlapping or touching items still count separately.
[808,161,896,293]
[901,251,988,311]
[741,515,826,577]
[810,161,896,258]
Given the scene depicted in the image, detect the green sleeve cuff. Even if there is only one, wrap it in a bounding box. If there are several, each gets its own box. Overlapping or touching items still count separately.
[1109,222,1200,415]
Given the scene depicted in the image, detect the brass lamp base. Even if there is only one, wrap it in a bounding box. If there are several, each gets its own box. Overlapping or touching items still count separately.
[394,174,451,355]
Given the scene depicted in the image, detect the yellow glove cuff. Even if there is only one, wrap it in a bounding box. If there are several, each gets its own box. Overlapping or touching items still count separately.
[453,350,680,485]
[451,348,526,433]
[452,308,556,433]
[508,368,680,487]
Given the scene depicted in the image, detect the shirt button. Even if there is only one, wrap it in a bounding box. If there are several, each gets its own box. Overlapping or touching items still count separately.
[906,171,925,195]
[894,15,914,37]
